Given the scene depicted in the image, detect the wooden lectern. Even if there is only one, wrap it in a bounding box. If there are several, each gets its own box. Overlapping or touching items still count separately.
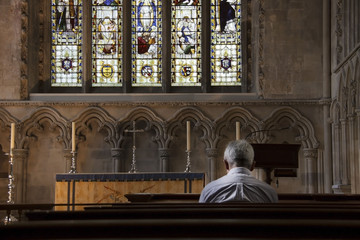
[252,144,301,184]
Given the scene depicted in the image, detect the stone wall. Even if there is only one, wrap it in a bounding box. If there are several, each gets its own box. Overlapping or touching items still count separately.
[0,0,328,203]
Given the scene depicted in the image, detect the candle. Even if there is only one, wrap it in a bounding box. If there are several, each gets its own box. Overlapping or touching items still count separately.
[72,122,76,152]
[186,121,191,151]
[236,121,240,140]
[10,123,15,154]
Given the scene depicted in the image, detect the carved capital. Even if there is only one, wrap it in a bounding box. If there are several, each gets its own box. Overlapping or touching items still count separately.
[206,148,218,158]
[303,148,318,160]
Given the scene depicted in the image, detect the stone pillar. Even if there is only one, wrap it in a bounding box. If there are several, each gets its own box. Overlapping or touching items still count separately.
[348,115,356,193]
[13,149,28,203]
[356,109,360,193]
[206,148,218,183]
[111,148,125,172]
[304,148,318,193]
[63,149,73,173]
[340,119,350,185]
[333,122,341,185]
[322,0,333,193]
[159,148,169,172]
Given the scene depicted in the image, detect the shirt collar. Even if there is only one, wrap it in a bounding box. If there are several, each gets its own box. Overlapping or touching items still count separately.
[228,167,252,176]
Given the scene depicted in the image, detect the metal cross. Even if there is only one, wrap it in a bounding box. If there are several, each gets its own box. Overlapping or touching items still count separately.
[124,121,144,173]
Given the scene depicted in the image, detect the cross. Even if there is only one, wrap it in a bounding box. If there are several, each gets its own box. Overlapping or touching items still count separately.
[124,121,144,173]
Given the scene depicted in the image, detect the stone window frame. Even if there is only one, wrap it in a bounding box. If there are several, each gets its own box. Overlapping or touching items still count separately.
[26,0,257,97]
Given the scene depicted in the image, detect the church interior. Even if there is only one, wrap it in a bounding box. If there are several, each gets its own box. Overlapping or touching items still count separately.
[0,0,360,238]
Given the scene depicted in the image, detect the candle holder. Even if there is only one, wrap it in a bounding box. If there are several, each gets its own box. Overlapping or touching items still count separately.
[129,145,137,173]
[2,153,18,225]
[69,151,77,173]
[184,150,191,173]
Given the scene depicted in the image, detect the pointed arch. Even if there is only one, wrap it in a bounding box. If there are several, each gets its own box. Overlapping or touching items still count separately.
[73,107,117,148]
[214,107,262,146]
[20,107,68,149]
[262,107,319,149]
[167,107,214,149]
[117,106,165,148]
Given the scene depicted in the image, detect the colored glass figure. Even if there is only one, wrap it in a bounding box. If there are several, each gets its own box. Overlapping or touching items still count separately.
[51,0,83,87]
[211,0,242,86]
[131,0,162,87]
[171,0,201,86]
[92,0,123,87]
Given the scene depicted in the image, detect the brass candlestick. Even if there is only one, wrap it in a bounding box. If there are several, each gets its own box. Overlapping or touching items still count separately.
[184,150,191,172]
[69,151,77,173]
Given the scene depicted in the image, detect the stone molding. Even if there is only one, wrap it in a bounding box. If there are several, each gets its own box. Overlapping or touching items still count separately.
[0,105,319,154]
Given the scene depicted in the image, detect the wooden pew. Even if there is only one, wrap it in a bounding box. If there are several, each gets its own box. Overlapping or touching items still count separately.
[1,217,360,239]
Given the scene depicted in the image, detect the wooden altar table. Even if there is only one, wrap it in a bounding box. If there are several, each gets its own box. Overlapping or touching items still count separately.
[55,172,205,210]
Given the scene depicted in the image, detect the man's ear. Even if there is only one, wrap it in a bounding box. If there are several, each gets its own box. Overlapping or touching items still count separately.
[224,159,230,171]
[250,160,256,171]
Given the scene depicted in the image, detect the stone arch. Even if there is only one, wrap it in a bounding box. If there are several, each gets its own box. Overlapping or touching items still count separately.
[214,107,262,146]
[117,106,165,148]
[263,106,320,193]
[20,107,68,149]
[167,106,214,149]
[0,108,19,149]
[73,107,117,148]
[262,107,319,149]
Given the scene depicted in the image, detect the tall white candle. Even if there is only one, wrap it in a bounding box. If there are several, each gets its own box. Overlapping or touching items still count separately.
[236,121,240,140]
[186,121,191,151]
[10,123,15,154]
[72,122,76,152]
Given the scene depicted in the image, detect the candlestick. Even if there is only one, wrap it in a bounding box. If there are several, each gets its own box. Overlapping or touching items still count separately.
[236,121,240,140]
[10,123,15,155]
[186,121,191,151]
[72,122,76,152]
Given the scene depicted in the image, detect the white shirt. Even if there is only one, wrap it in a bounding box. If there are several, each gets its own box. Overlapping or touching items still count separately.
[199,167,278,203]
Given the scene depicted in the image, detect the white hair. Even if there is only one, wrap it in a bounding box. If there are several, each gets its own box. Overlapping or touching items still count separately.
[223,140,254,169]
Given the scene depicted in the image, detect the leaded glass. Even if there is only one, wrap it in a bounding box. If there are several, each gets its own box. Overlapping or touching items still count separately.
[51,0,83,87]
[171,0,201,87]
[210,0,242,86]
[92,0,122,87]
[131,0,162,87]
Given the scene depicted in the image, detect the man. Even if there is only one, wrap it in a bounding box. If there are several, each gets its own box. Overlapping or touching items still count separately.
[199,140,278,203]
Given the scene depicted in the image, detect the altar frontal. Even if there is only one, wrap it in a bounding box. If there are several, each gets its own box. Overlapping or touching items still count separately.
[55,172,205,210]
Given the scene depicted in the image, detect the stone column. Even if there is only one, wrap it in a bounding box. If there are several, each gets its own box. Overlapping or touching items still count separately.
[63,149,73,173]
[333,122,341,185]
[159,148,169,172]
[111,148,125,172]
[206,148,218,183]
[348,115,356,193]
[322,0,333,193]
[13,149,28,203]
[304,148,318,193]
[356,109,360,193]
[340,119,350,185]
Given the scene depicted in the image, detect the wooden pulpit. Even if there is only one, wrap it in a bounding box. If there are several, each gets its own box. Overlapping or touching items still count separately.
[55,172,205,210]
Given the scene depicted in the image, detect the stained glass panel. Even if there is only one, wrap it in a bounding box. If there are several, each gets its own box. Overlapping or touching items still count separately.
[51,0,83,87]
[131,0,162,87]
[171,0,201,87]
[210,0,242,86]
[92,0,122,87]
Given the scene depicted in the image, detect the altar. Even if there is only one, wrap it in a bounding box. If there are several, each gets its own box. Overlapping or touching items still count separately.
[55,172,205,210]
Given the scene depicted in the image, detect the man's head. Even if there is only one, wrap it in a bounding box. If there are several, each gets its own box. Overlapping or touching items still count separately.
[223,140,255,171]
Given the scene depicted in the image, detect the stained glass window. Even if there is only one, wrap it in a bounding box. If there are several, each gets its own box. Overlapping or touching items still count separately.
[210,0,242,86]
[51,0,83,87]
[171,0,201,87]
[131,0,162,87]
[92,0,122,87]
